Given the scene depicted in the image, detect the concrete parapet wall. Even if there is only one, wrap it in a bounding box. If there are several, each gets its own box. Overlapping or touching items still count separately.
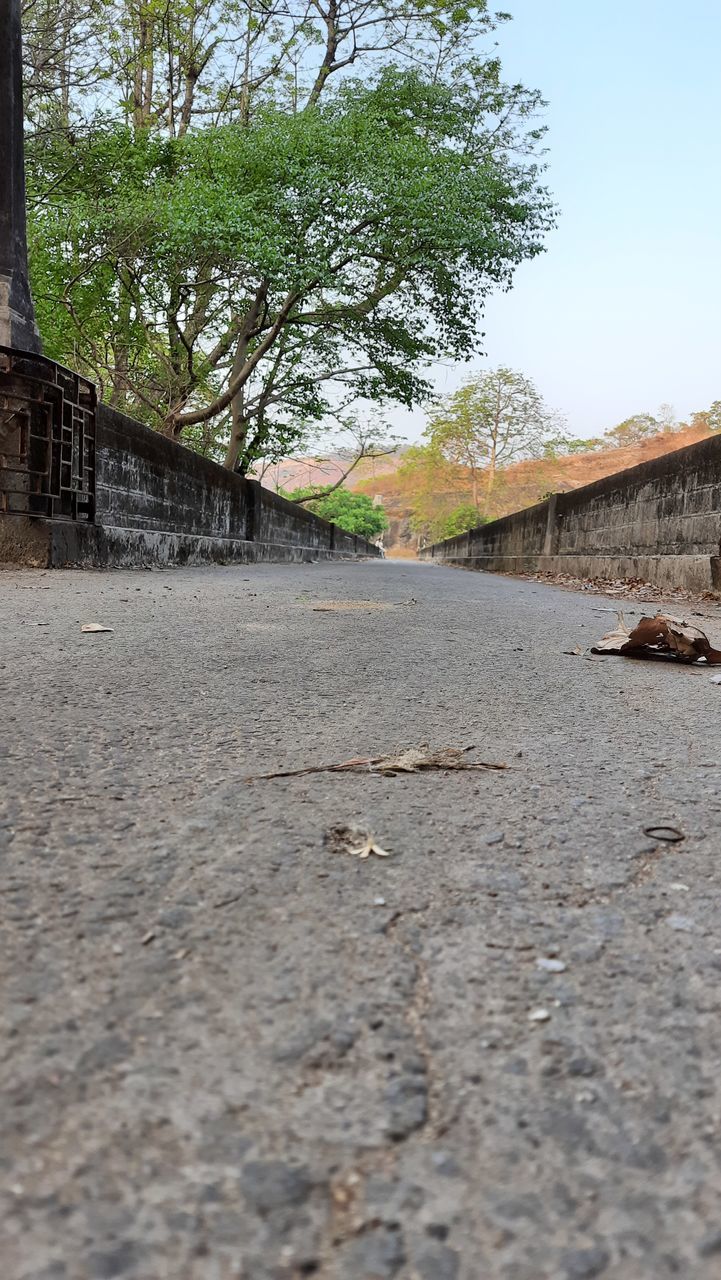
[420,433,721,592]
[1,404,381,567]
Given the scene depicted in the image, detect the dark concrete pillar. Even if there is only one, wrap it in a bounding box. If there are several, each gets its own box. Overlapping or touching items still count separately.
[543,493,559,556]
[0,0,41,353]
[245,478,261,541]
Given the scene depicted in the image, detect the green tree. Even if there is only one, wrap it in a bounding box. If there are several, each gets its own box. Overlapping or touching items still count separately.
[690,401,721,433]
[284,487,388,540]
[542,434,602,458]
[605,413,658,447]
[424,367,561,504]
[25,2,555,472]
[439,503,487,539]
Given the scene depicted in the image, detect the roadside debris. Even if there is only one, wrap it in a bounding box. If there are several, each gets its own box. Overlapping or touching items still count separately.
[526,569,720,606]
[247,744,508,780]
[311,598,417,612]
[591,612,721,663]
[643,824,685,843]
[527,1008,551,1023]
[80,622,114,633]
[535,957,566,973]
[325,825,392,859]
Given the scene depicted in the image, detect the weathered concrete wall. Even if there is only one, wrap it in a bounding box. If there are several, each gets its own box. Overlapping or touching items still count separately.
[1,405,381,567]
[95,407,250,540]
[421,433,721,592]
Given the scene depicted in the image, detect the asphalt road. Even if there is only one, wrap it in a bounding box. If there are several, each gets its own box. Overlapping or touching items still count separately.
[3,558,721,1280]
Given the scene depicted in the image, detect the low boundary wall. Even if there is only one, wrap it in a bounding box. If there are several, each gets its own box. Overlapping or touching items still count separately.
[420,433,721,594]
[1,394,381,568]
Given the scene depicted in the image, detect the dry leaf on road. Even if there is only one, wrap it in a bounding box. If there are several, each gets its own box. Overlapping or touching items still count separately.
[247,743,508,781]
[325,825,392,859]
[80,623,114,633]
[591,612,721,664]
[311,598,416,612]
[591,612,633,652]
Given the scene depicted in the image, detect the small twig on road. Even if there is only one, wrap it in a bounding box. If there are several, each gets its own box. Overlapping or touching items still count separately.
[247,744,509,781]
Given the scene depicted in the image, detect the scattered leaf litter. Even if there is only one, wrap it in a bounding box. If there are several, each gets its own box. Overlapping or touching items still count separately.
[247,743,508,781]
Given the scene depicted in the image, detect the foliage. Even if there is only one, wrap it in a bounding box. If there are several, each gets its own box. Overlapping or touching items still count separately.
[284,486,388,540]
[605,412,659,447]
[397,443,468,543]
[690,401,721,433]
[424,367,562,502]
[439,503,487,539]
[542,434,602,458]
[23,0,555,470]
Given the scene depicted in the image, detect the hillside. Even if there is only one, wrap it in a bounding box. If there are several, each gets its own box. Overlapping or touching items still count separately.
[355,423,713,554]
[254,452,404,494]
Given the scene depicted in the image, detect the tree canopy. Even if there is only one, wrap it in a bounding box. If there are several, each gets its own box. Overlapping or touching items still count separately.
[424,366,561,503]
[284,486,388,540]
[23,0,555,471]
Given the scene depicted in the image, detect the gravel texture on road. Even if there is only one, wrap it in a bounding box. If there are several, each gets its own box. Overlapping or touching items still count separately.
[3,559,721,1280]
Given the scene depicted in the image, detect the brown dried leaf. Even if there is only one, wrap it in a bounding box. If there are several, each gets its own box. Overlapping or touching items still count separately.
[371,745,492,774]
[592,611,721,663]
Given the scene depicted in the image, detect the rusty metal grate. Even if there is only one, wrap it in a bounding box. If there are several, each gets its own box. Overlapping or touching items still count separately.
[0,345,96,521]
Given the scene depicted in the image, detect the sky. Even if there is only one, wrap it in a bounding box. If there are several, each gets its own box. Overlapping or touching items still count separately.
[397,0,721,442]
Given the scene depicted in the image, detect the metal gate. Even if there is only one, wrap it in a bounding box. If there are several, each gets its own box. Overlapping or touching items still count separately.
[0,346,96,521]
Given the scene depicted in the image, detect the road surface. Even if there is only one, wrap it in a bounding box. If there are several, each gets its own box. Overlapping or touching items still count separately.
[3,559,721,1280]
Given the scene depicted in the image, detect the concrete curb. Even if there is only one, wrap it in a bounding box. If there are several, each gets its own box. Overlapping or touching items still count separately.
[427,553,721,595]
[0,519,381,569]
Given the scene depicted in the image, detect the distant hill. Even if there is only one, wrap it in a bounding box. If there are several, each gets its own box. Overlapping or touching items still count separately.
[253,452,405,494]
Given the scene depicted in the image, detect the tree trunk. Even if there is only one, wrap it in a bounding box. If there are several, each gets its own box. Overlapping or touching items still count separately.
[221,286,268,468]
[223,335,250,469]
[486,443,496,496]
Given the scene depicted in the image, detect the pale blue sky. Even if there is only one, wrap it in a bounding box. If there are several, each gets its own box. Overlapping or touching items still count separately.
[400,0,721,440]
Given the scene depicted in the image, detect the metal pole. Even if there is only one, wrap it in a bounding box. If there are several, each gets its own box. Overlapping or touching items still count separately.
[0,0,41,353]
